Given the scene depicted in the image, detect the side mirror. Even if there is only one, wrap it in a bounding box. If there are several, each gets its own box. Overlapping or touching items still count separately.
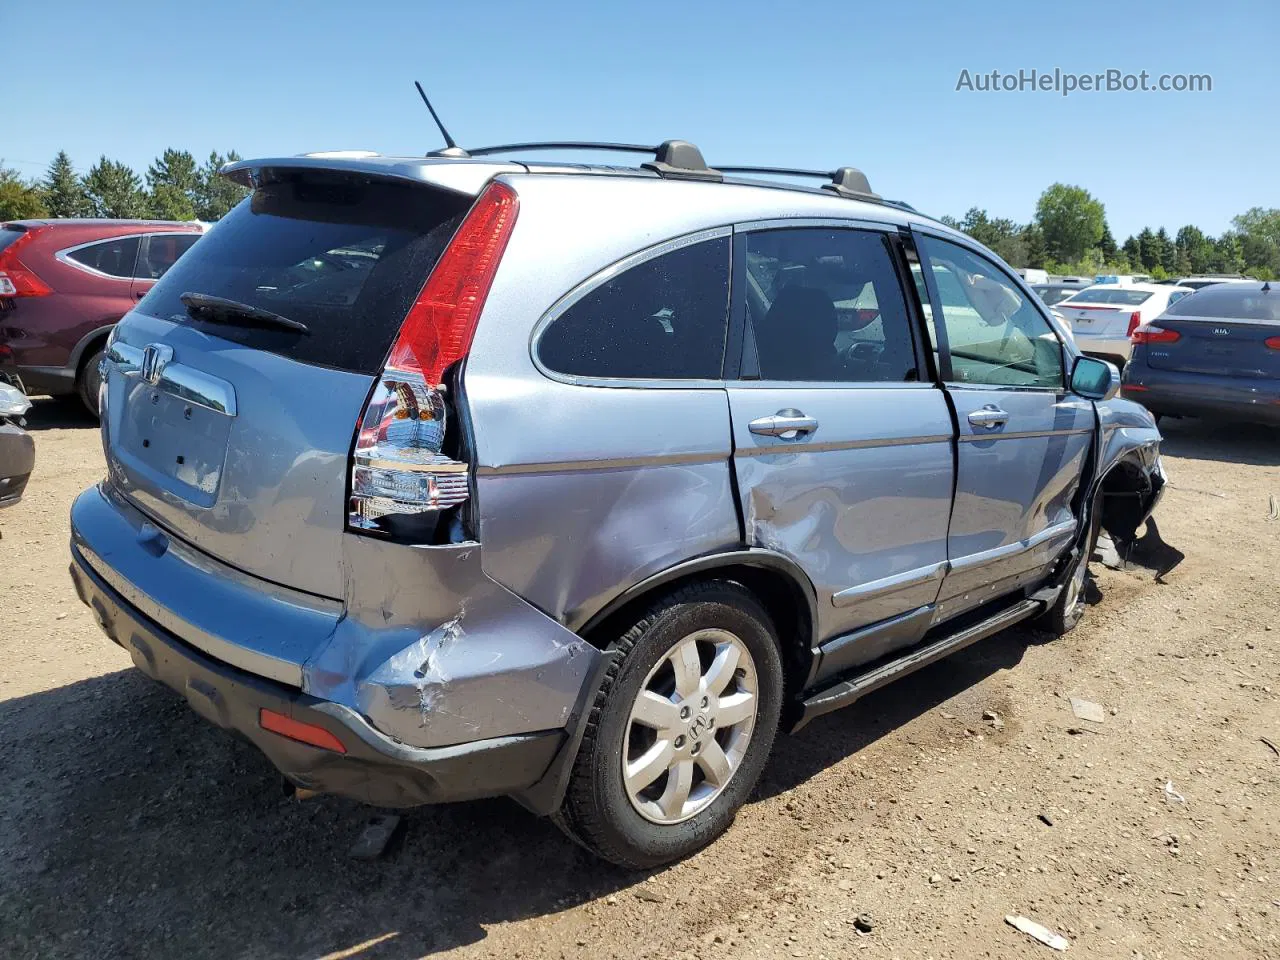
[1071,355,1120,401]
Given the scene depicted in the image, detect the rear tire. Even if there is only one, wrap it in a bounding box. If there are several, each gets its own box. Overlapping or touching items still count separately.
[77,347,105,418]
[1040,496,1103,637]
[554,581,784,868]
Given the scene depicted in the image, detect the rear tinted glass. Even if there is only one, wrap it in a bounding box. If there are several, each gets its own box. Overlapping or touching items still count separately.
[67,236,140,278]
[1166,286,1280,322]
[1032,286,1078,305]
[0,227,26,255]
[537,236,730,379]
[138,233,200,279]
[1066,287,1152,305]
[137,174,471,375]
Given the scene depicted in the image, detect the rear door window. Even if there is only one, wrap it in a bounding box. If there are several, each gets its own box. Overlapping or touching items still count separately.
[137,174,472,375]
[537,236,730,379]
[65,236,141,279]
[137,233,201,280]
[742,228,918,383]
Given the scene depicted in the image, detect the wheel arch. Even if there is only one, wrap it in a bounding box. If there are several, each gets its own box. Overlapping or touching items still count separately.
[69,322,118,379]
[575,548,820,696]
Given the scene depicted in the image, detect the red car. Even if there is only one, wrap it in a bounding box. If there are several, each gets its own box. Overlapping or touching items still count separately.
[0,219,204,413]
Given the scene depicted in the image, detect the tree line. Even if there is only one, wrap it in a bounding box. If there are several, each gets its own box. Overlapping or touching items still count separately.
[0,149,250,222]
[940,183,1280,281]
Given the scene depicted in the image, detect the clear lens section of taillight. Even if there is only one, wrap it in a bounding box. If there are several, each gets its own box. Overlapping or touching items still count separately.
[348,366,469,530]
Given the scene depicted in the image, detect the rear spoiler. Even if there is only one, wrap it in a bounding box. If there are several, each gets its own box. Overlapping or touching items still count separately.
[219,155,524,198]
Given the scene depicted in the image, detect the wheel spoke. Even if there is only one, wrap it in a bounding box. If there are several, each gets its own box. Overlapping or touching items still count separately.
[670,640,702,699]
[696,738,732,786]
[716,690,755,728]
[625,739,674,793]
[702,642,741,697]
[657,759,694,819]
[631,690,680,732]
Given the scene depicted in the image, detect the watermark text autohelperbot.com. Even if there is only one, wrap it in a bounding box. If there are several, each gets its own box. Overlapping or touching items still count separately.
[956,68,1212,97]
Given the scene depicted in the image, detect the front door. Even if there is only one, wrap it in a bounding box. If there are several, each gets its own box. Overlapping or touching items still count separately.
[726,224,955,669]
[914,233,1093,617]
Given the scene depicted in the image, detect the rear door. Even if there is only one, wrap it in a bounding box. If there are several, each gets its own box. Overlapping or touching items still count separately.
[914,232,1093,617]
[726,223,955,663]
[102,171,474,599]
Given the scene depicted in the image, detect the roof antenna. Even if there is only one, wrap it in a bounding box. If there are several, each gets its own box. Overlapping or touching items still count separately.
[415,81,469,158]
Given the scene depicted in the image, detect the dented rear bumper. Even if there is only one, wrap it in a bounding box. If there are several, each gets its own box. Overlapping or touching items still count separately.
[69,545,571,808]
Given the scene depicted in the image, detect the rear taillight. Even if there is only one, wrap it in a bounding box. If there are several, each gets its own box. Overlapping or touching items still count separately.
[1131,324,1181,344]
[0,229,52,298]
[1126,311,1142,337]
[1266,336,1280,351]
[348,181,519,534]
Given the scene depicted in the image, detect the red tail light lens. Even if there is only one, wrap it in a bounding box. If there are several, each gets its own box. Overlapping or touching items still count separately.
[349,180,519,534]
[387,181,519,387]
[1265,336,1280,351]
[1131,325,1181,344]
[0,229,52,297]
[1126,311,1142,337]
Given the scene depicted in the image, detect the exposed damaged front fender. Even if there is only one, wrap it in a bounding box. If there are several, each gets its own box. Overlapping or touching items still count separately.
[303,536,600,750]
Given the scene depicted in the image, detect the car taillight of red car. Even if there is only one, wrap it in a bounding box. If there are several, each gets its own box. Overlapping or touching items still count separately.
[0,228,52,298]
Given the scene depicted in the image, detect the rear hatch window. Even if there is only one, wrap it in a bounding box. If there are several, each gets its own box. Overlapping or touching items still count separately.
[137,174,472,375]
[1066,288,1153,306]
[0,226,28,254]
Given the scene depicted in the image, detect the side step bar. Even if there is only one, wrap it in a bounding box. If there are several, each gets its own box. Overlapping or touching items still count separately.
[793,597,1045,731]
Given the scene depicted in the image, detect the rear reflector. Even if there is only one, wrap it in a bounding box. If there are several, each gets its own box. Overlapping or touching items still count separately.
[1122,383,1149,392]
[1126,311,1142,337]
[349,180,519,533]
[1131,325,1181,344]
[0,229,52,297]
[259,708,347,753]
[1266,336,1280,351]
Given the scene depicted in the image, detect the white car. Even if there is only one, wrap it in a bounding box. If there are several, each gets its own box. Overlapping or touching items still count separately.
[1057,282,1194,366]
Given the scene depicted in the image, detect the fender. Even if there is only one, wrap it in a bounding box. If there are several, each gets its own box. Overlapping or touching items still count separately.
[69,322,121,372]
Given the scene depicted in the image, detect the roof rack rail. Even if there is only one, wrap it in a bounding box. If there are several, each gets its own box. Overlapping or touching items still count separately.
[714,165,880,202]
[432,139,722,181]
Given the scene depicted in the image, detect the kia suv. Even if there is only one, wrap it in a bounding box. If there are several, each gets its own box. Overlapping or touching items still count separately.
[69,144,1166,867]
[0,219,204,413]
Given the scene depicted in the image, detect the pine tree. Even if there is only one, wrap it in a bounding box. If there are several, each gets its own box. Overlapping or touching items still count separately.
[146,148,200,221]
[195,150,250,221]
[1121,235,1141,266]
[1136,228,1158,271]
[1155,227,1178,273]
[1098,223,1118,261]
[41,151,89,218]
[82,157,147,218]
[1021,224,1047,269]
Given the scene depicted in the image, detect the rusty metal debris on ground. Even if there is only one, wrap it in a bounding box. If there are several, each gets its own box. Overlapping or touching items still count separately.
[1070,698,1106,724]
[1005,915,1070,951]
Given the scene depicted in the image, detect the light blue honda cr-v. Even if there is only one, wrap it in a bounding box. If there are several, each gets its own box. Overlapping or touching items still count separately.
[69,140,1165,867]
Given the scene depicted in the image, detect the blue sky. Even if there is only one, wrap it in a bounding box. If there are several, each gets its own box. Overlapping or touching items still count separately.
[5,0,1274,238]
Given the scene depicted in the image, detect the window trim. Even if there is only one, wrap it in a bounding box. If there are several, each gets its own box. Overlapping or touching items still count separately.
[529,225,734,389]
[913,228,1071,393]
[731,221,928,389]
[55,234,145,282]
[136,231,203,281]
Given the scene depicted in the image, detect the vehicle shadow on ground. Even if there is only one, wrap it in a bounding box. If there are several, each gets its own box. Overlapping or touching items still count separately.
[0,618,1055,960]
[19,396,98,432]
[1157,416,1279,467]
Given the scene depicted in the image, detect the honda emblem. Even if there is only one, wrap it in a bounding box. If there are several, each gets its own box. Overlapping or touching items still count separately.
[140,344,173,385]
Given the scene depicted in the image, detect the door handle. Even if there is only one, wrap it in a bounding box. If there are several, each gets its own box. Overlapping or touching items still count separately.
[748,410,819,438]
[967,405,1009,429]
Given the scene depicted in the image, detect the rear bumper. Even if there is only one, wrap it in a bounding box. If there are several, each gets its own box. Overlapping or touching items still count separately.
[69,545,566,808]
[1073,330,1132,364]
[14,364,75,396]
[1122,366,1280,425]
[0,421,34,506]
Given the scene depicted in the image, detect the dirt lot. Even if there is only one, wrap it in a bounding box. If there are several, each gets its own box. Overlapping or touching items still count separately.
[2,400,1278,960]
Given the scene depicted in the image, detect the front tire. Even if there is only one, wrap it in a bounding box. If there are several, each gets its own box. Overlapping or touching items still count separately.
[1040,497,1103,637]
[555,581,784,868]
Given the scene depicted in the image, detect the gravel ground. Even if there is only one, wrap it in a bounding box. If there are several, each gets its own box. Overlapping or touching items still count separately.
[1,399,1278,960]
